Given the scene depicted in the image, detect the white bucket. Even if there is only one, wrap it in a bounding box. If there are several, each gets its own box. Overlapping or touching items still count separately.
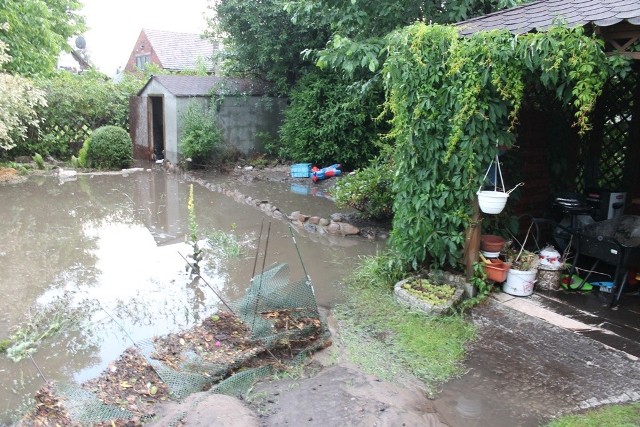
[477,191,509,214]
[502,269,537,296]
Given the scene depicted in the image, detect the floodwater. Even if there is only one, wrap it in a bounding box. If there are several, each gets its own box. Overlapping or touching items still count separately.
[0,168,382,424]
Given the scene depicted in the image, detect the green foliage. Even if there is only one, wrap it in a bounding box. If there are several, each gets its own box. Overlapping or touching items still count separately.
[333,155,394,219]
[545,403,640,427]
[459,262,494,310]
[0,0,86,76]
[0,26,47,151]
[17,70,145,159]
[278,69,385,169]
[402,278,456,306]
[3,293,94,362]
[383,23,628,270]
[285,0,529,77]
[85,125,132,170]
[207,224,242,258]
[179,100,223,167]
[207,0,329,94]
[187,184,203,274]
[32,153,44,169]
[77,137,90,168]
[348,252,405,291]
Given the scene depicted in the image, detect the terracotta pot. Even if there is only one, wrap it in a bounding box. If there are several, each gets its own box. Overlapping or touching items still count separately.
[484,259,510,282]
[481,234,505,252]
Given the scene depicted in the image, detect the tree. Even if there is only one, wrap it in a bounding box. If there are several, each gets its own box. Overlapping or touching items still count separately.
[284,0,529,76]
[206,0,329,94]
[0,0,86,76]
[0,24,46,152]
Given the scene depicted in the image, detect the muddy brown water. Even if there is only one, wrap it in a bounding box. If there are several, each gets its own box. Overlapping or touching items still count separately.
[0,168,382,424]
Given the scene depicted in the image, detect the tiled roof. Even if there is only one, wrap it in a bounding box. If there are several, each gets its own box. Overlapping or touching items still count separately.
[144,29,217,72]
[139,75,272,97]
[457,0,640,35]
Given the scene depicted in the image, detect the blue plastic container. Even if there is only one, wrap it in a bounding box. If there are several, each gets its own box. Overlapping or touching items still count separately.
[291,163,312,178]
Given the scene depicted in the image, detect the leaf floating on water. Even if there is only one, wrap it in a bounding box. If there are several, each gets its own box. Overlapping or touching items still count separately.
[149,385,158,396]
[120,381,133,388]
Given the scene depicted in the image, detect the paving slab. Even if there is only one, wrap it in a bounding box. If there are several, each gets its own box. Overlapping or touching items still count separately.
[432,298,640,426]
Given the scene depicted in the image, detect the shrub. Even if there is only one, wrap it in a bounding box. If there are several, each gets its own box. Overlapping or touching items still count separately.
[32,153,45,169]
[333,156,394,220]
[179,100,222,168]
[86,126,132,170]
[277,69,386,169]
[16,70,145,160]
[77,137,90,168]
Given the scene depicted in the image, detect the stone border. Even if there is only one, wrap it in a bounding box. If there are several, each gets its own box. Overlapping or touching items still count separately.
[185,170,388,240]
[394,272,466,316]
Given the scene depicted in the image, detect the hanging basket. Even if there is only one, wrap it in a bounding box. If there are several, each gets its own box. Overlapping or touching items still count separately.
[478,191,509,214]
[476,153,523,215]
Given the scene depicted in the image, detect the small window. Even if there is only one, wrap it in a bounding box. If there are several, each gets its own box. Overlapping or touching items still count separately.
[135,54,151,70]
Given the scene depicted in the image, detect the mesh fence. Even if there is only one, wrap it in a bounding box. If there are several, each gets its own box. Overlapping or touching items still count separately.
[21,262,327,425]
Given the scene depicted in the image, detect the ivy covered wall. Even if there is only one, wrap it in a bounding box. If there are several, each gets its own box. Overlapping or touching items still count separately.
[382,23,629,270]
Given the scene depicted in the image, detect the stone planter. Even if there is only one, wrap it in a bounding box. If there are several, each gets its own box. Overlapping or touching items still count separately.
[394,273,465,316]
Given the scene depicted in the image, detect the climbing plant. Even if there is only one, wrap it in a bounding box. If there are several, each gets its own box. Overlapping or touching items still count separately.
[383,22,629,270]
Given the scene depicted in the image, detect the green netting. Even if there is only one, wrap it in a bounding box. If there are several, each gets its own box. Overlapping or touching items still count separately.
[27,262,327,425]
[55,383,134,424]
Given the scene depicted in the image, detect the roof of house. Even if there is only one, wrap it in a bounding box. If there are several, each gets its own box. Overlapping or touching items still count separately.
[138,75,273,97]
[144,29,217,72]
[456,0,640,35]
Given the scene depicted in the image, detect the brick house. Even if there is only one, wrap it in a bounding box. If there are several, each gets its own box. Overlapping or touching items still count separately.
[124,29,219,74]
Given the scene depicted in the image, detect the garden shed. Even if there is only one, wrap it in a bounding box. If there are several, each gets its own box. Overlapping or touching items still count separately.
[129,75,287,164]
[457,0,640,218]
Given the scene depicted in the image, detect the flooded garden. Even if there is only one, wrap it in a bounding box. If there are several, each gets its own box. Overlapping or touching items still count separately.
[0,167,382,424]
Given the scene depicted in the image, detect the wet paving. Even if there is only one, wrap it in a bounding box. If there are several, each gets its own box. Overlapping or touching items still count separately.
[0,167,382,424]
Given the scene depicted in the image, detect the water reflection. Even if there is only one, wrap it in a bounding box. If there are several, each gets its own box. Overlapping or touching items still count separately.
[0,168,381,423]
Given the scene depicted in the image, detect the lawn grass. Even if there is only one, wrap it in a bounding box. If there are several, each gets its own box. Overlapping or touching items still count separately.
[334,255,476,394]
[545,403,640,427]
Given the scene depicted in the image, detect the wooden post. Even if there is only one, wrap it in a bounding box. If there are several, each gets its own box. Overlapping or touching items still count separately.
[463,198,482,281]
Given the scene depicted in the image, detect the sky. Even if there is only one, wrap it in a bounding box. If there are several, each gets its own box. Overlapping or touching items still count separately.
[64,0,210,76]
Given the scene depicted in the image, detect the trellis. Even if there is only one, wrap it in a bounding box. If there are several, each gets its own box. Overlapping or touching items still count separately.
[578,61,640,192]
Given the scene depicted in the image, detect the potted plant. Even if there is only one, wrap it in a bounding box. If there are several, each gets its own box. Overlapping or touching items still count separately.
[394,271,465,315]
[503,245,539,296]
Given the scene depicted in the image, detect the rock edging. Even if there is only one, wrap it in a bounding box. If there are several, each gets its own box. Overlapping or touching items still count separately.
[187,174,387,240]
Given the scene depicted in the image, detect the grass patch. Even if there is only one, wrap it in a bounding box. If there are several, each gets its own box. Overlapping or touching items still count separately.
[545,403,640,427]
[335,255,475,393]
[2,293,96,362]
[207,227,242,258]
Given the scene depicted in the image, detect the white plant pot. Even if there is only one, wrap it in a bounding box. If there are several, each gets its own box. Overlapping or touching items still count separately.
[502,269,537,296]
[477,191,509,214]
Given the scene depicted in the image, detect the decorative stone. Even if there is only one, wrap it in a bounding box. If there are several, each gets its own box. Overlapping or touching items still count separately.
[297,214,309,223]
[330,213,347,222]
[289,211,301,220]
[327,223,341,235]
[273,210,284,219]
[319,218,330,227]
[303,223,318,233]
[308,216,321,225]
[337,222,360,236]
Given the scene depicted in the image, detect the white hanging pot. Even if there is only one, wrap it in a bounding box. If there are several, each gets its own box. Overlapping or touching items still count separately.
[477,190,509,214]
[477,153,523,215]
